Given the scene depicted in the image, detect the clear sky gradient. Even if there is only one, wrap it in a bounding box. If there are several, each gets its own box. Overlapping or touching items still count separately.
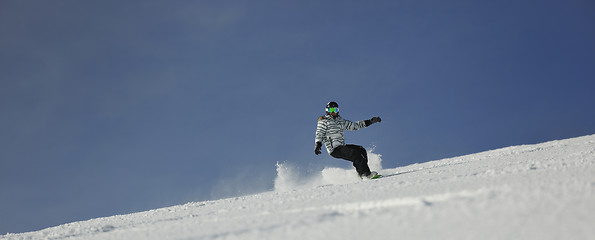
[1,0,594,234]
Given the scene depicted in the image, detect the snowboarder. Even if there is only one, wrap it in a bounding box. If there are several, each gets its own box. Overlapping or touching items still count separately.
[314,101,382,179]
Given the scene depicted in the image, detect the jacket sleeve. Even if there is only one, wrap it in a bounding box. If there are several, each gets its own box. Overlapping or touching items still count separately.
[340,118,367,131]
[315,118,327,143]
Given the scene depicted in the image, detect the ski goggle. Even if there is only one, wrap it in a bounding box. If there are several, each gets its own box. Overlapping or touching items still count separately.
[326,107,339,113]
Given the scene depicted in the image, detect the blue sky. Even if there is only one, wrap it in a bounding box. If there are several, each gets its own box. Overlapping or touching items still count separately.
[1,0,594,234]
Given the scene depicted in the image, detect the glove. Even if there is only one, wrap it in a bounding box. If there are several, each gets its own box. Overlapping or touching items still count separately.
[315,142,322,155]
[365,116,382,126]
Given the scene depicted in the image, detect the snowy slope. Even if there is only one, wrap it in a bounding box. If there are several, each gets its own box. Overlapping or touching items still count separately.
[3,134,595,240]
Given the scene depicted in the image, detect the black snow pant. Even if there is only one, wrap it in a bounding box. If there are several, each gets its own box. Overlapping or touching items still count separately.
[330,144,372,177]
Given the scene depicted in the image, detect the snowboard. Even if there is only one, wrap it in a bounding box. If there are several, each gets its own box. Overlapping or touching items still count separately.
[362,172,381,180]
[370,174,382,179]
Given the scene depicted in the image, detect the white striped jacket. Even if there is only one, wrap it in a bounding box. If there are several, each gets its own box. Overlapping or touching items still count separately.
[315,115,367,154]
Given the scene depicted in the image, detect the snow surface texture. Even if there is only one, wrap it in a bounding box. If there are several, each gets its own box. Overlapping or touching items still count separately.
[3,135,595,240]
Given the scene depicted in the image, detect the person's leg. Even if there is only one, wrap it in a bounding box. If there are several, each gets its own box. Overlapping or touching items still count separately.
[346,144,371,176]
[330,144,371,177]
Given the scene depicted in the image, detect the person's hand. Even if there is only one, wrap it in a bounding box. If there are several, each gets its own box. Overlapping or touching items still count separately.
[315,142,322,155]
[365,116,381,126]
[370,116,381,124]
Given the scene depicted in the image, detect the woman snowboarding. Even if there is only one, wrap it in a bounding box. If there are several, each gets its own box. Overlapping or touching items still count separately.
[314,101,382,179]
